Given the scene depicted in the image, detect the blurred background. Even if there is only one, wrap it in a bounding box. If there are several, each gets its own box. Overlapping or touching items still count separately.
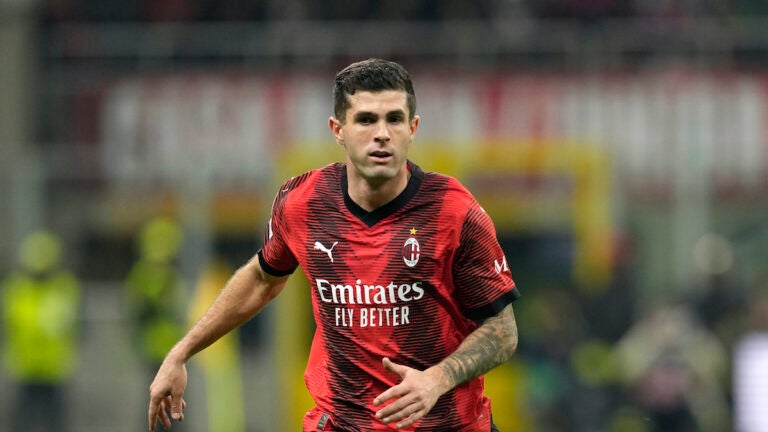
[2,0,768,431]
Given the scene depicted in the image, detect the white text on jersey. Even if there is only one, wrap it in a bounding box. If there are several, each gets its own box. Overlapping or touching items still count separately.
[315,279,424,305]
[494,256,509,274]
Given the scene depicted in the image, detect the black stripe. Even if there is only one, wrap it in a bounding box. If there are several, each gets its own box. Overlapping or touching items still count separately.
[257,250,296,276]
[464,288,520,321]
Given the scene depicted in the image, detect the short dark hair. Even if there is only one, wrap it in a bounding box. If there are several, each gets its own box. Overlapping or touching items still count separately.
[333,58,417,122]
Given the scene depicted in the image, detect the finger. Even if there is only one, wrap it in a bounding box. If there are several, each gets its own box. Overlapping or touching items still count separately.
[373,383,407,406]
[170,393,185,421]
[397,410,427,429]
[376,393,417,422]
[157,399,171,430]
[148,402,156,431]
[382,357,407,377]
[385,402,426,427]
[148,391,164,431]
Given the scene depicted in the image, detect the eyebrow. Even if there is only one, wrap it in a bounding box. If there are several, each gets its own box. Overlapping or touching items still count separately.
[352,109,407,121]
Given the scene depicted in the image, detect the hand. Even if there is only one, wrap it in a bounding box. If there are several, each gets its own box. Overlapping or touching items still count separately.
[150,395,187,431]
[148,358,188,431]
[373,357,446,429]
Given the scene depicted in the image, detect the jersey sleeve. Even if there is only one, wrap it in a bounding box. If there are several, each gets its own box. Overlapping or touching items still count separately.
[257,176,303,276]
[453,202,520,321]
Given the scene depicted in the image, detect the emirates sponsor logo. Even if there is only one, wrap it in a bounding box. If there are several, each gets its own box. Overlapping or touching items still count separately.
[316,279,424,328]
[315,279,424,305]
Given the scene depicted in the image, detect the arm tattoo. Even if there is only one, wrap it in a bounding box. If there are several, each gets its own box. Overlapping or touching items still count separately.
[439,304,518,388]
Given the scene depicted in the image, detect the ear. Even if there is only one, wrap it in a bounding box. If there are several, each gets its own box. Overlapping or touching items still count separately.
[329,117,344,146]
[410,115,420,136]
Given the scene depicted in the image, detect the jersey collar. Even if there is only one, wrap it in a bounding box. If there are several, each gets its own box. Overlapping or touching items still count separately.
[341,160,423,227]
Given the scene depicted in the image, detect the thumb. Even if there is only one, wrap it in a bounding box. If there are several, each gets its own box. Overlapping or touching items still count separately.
[382,357,407,378]
[170,393,185,421]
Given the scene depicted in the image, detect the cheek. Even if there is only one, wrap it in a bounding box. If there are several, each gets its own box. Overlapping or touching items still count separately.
[344,141,366,158]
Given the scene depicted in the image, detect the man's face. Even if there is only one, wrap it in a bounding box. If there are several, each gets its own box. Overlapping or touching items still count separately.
[330,90,419,185]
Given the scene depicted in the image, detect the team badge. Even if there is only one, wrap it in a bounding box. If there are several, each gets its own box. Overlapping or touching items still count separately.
[402,233,420,268]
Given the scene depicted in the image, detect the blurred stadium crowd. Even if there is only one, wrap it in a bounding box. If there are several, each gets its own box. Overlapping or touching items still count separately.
[36,0,768,22]
[2,1,768,431]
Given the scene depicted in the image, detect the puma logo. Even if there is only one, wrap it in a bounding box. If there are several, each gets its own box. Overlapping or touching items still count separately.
[314,241,339,263]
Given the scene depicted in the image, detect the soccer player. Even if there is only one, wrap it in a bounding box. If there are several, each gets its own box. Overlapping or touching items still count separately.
[148,58,520,431]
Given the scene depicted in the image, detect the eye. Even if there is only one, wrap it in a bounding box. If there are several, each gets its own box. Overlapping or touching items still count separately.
[387,113,406,124]
[357,115,376,125]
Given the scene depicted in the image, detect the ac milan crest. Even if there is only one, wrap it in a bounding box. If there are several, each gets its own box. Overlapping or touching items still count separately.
[402,237,420,268]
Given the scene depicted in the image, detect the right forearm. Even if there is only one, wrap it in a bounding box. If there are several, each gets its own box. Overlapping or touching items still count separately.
[169,258,285,362]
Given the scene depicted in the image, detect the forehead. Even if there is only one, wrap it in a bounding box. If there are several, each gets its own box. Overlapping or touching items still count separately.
[345,90,409,116]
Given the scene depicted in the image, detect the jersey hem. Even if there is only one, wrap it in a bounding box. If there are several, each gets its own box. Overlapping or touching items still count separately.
[257,249,297,276]
[464,288,520,321]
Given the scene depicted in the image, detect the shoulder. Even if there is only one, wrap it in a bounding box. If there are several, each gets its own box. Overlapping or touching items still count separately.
[419,167,478,209]
[278,162,341,193]
[428,171,471,194]
[417,166,500,238]
[274,162,343,207]
[1,272,29,292]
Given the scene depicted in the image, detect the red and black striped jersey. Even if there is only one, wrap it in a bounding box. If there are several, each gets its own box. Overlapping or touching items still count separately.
[258,161,519,431]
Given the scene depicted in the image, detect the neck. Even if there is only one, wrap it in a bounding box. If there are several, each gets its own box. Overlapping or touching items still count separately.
[346,166,410,212]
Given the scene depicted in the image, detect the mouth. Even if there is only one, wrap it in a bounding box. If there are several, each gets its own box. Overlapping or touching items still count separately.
[368,150,393,163]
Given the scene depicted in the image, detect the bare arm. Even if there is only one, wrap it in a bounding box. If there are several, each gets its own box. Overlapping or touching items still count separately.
[435,302,518,388]
[166,255,288,361]
[148,255,289,431]
[374,303,518,429]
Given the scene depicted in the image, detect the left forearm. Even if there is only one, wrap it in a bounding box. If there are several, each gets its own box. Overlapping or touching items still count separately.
[432,303,518,392]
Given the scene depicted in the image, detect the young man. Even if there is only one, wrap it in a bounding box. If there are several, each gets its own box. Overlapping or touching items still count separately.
[148,58,520,431]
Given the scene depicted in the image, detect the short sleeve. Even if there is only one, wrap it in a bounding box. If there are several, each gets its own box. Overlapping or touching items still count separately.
[453,203,520,321]
[257,178,300,276]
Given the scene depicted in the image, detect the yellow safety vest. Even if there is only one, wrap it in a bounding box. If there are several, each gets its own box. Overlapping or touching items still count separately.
[1,271,80,383]
[125,260,185,363]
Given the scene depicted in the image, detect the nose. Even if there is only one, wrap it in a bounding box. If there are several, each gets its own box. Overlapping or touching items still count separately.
[374,120,390,143]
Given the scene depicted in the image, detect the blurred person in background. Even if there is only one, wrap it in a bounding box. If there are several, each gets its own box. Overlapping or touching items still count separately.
[148,58,520,432]
[515,285,584,430]
[693,271,749,354]
[615,301,729,432]
[125,217,186,386]
[1,230,81,432]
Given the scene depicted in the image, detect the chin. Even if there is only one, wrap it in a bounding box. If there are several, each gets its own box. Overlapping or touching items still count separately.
[368,165,402,179]
[351,160,404,182]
